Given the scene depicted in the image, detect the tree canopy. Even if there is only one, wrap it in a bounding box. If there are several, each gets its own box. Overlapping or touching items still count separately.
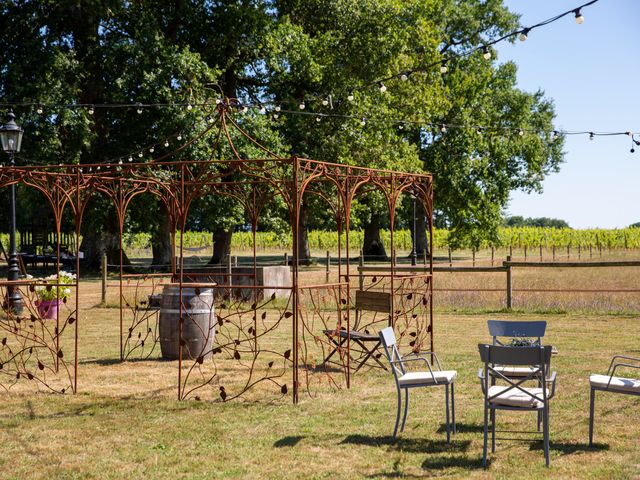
[0,0,565,262]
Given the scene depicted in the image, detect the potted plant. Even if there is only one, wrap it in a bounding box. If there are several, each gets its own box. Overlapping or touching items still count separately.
[34,271,75,319]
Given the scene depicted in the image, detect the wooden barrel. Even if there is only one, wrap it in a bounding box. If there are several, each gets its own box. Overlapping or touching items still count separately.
[159,284,216,360]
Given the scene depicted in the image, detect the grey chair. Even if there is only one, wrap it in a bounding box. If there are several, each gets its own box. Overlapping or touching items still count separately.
[589,355,640,446]
[379,327,456,441]
[478,344,557,467]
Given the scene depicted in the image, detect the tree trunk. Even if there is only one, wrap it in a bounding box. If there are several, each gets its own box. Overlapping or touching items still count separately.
[208,229,233,265]
[362,216,388,260]
[296,203,312,265]
[410,202,430,258]
[80,228,131,271]
[152,204,173,270]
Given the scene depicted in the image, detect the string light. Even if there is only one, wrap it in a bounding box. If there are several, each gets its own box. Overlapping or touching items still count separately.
[137,152,143,158]
[316,116,321,122]
[187,104,193,110]
[177,134,182,141]
[519,28,530,42]
[518,128,524,136]
[88,106,94,115]
[36,105,43,115]
[298,102,305,110]
[149,147,154,153]
[321,98,329,106]
[400,73,408,81]
[589,132,595,141]
[136,103,143,114]
[440,124,447,133]
[275,105,281,112]
[379,82,387,93]
[574,8,584,24]
[347,92,354,102]
[476,127,483,135]
[128,156,133,162]
[259,106,266,114]
[439,60,448,73]
[164,140,169,147]
[482,46,492,60]
[360,117,367,126]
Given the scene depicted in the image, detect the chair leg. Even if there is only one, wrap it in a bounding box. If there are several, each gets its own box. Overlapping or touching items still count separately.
[451,382,456,435]
[482,402,489,468]
[445,384,450,444]
[400,388,409,433]
[491,410,497,452]
[543,406,550,467]
[393,388,402,438]
[537,410,542,432]
[589,388,595,447]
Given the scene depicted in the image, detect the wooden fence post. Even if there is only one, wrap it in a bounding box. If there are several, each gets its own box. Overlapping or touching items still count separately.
[283,252,288,266]
[101,252,107,305]
[506,255,512,310]
[422,249,427,267]
[491,246,495,266]
[524,245,527,262]
[472,248,476,267]
[326,250,330,283]
[227,254,233,287]
[539,244,543,262]
[359,249,364,291]
[448,247,452,267]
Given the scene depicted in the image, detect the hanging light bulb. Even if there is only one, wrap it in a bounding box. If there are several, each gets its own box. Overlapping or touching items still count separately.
[275,105,281,112]
[215,98,222,105]
[138,152,143,158]
[128,156,133,162]
[118,159,123,165]
[259,106,266,114]
[322,98,329,106]
[518,128,524,136]
[187,103,193,110]
[551,130,559,140]
[482,46,491,60]
[136,103,143,114]
[149,147,155,153]
[347,92,354,102]
[574,9,584,24]
[398,123,404,130]
[164,140,169,147]
[298,101,305,110]
[177,134,183,141]
[88,106,95,115]
[519,28,530,42]
[273,113,279,119]
[476,127,483,135]
[439,60,448,73]
[316,116,321,122]
[400,73,408,81]
[379,82,387,93]
[36,105,44,115]
[207,115,214,123]
[360,117,366,126]
[440,124,447,133]
[241,105,248,113]
[589,132,595,141]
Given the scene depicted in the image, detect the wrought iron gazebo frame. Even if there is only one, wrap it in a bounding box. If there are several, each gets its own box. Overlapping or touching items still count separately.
[0,104,434,403]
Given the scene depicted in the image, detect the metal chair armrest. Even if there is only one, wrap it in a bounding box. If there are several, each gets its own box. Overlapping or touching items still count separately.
[389,357,438,383]
[608,363,640,387]
[607,356,640,375]
[477,368,487,394]
[546,371,557,398]
[404,351,443,370]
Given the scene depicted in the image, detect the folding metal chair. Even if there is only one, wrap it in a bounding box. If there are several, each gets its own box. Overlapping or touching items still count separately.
[478,344,557,467]
[589,355,640,446]
[379,327,456,441]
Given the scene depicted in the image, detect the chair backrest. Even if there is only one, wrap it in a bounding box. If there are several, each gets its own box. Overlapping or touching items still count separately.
[479,343,552,366]
[355,290,392,329]
[379,327,405,378]
[487,320,546,346]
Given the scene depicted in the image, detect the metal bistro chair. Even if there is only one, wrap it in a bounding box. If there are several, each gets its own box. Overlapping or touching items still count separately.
[478,344,557,467]
[589,355,640,446]
[379,327,456,442]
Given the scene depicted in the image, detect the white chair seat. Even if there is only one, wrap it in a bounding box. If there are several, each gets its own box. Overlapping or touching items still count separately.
[398,370,456,387]
[590,374,640,393]
[493,365,537,377]
[488,386,549,408]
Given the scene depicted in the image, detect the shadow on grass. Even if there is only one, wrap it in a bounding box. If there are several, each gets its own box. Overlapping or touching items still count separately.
[529,441,609,455]
[340,435,470,454]
[436,422,485,434]
[366,457,488,477]
[79,357,166,366]
[273,436,304,448]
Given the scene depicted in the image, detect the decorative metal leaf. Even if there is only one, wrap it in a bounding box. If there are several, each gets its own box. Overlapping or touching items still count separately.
[234,350,241,360]
[281,384,288,394]
[284,311,293,318]
[284,349,291,359]
[261,312,267,320]
[57,349,64,358]
[196,356,204,364]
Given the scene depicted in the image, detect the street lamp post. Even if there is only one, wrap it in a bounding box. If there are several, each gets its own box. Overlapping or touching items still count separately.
[410,194,417,266]
[0,111,24,315]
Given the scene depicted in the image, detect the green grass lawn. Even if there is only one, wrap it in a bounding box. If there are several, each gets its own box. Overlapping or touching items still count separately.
[1,289,639,478]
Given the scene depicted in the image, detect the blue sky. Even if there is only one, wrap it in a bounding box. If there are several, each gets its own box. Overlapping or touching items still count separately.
[497,0,640,228]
